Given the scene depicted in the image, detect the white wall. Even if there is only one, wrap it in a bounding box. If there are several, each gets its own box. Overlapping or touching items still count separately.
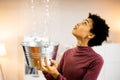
[92,43,120,80]
[0,0,120,80]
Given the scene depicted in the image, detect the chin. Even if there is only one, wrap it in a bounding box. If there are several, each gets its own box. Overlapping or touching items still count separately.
[72,29,75,34]
[72,31,75,36]
[72,33,77,38]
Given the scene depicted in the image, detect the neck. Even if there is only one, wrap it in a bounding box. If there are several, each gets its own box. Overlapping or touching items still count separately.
[77,38,89,46]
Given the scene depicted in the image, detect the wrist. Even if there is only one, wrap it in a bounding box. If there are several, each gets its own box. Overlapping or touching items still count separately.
[52,71,60,79]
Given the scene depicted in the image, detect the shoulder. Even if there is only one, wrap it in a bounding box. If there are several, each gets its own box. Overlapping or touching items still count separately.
[92,52,104,66]
[88,52,104,69]
[90,48,104,64]
[60,47,76,59]
[63,47,76,55]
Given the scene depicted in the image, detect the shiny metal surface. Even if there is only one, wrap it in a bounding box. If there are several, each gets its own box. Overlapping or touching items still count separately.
[21,41,59,68]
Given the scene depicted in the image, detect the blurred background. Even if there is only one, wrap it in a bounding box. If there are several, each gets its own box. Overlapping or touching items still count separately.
[0,0,120,80]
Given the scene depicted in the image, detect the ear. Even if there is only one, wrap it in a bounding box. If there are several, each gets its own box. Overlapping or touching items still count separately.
[88,33,95,39]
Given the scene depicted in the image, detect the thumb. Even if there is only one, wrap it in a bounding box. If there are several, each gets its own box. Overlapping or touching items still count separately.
[50,59,57,66]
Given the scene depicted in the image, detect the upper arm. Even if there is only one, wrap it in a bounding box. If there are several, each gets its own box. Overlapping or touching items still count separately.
[83,56,104,80]
[57,52,66,74]
[57,50,69,74]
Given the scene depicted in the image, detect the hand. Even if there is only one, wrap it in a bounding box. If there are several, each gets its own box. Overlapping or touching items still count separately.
[37,57,59,79]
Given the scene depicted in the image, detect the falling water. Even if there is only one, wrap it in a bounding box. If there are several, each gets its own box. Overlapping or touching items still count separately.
[24,0,55,41]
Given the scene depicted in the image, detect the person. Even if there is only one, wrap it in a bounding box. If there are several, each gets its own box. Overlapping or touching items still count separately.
[37,13,110,80]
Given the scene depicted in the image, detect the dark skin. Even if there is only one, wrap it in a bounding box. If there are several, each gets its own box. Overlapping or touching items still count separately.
[37,57,59,79]
[37,18,95,79]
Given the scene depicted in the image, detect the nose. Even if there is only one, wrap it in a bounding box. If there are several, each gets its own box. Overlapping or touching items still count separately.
[76,23,81,26]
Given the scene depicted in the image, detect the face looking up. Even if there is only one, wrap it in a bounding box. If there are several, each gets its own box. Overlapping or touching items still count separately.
[72,18,95,40]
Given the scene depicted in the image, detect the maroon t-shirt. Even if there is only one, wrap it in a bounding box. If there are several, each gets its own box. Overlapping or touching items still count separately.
[43,46,104,80]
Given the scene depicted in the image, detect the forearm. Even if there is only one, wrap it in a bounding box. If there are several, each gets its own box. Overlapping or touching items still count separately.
[51,71,60,79]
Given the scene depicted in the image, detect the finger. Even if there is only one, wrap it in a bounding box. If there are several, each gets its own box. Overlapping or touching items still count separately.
[41,65,48,72]
[50,59,57,67]
[37,60,43,70]
[39,58,43,67]
[44,57,51,70]
[37,58,46,71]
[36,60,40,70]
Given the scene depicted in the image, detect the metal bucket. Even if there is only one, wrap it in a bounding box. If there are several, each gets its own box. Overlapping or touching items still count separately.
[21,41,59,68]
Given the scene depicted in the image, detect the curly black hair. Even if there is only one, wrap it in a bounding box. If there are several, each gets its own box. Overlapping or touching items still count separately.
[88,13,110,47]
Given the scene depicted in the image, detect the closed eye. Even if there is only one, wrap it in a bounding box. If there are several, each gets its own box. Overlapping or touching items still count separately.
[84,21,87,24]
[82,21,88,25]
[83,19,90,24]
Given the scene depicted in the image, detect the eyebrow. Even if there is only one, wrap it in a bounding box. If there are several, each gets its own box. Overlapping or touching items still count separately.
[85,19,89,23]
